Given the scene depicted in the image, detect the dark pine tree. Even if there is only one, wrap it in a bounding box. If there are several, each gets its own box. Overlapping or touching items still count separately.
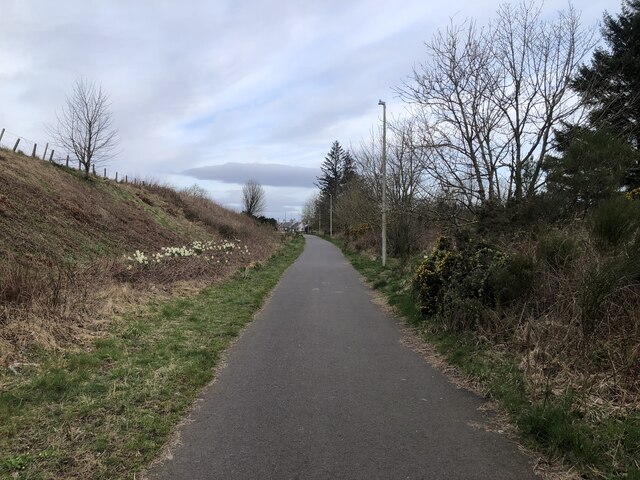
[341,150,357,189]
[316,141,345,197]
[543,127,638,210]
[573,0,640,186]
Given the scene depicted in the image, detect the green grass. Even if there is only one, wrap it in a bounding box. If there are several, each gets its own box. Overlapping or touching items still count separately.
[0,236,304,479]
[329,236,640,480]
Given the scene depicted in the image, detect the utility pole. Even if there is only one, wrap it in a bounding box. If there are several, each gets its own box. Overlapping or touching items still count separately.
[329,194,333,238]
[378,99,387,267]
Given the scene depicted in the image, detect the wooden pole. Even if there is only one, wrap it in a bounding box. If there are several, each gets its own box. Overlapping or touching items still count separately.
[31,143,37,157]
[43,143,48,160]
[92,164,96,176]
[125,175,128,183]
[0,128,4,144]
[66,155,69,167]
[49,150,54,162]
[12,138,20,152]
[115,172,118,182]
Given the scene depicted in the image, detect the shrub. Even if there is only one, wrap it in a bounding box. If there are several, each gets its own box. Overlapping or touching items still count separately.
[438,292,487,331]
[448,242,504,307]
[414,235,513,329]
[346,223,371,239]
[413,236,457,315]
[589,196,640,250]
[489,253,535,307]
[626,187,640,201]
[580,251,640,336]
[255,216,277,229]
[536,231,579,269]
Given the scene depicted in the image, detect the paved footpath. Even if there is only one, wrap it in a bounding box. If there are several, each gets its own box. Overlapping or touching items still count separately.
[147,235,538,480]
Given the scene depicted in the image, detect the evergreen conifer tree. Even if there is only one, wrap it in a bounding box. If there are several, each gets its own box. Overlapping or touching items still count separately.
[573,1,640,185]
[316,141,345,196]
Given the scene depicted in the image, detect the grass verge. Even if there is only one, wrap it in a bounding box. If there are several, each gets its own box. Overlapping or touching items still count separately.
[0,236,304,479]
[329,237,639,480]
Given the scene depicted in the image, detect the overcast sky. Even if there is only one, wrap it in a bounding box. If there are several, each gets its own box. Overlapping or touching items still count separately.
[0,0,622,219]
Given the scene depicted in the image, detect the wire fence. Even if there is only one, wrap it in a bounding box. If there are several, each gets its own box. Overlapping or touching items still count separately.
[0,126,144,186]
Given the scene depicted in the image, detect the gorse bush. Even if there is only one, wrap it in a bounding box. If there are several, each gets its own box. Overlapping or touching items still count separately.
[413,236,457,315]
[489,253,535,308]
[536,231,579,269]
[626,187,640,201]
[346,223,372,239]
[445,241,504,307]
[413,235,533,331]
[589,196,640,250]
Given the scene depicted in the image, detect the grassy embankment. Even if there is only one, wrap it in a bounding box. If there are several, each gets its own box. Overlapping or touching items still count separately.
[0,148,277,363]
[0,235,304,479]
[330,237,639,480]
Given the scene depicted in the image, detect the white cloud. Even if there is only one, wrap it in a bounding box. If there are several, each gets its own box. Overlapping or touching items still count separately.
[0,0,619,213]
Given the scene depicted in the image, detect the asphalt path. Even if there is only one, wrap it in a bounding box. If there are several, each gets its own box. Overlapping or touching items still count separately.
[147,235,538,480]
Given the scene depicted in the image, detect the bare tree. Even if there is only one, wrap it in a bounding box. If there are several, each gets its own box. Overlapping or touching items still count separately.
[349,118,428,255]
[49,78,118,177]
[302,192,321,229]
[242,179,266,217]
[182,184,210,199]
[399,1,594,207]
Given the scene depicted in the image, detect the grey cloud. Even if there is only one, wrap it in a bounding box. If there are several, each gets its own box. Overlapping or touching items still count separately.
[183,163,320,188]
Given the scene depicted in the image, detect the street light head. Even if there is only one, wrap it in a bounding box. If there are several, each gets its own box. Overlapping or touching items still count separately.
[378,99,385,106]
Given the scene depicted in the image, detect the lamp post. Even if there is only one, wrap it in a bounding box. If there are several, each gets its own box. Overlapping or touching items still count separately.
[378,99,387,267]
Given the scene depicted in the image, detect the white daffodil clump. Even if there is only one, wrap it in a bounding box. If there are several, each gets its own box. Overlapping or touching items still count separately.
[125,238,251,268]
[128,250,149,265]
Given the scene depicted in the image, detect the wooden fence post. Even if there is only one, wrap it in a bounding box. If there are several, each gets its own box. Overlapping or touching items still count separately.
[12,138,20,152]
[31,144,37,157]
[92,164,96,176]
[103,168,106,178]
[66,155,69,167]
[49,150,54,162]
[125,175,128,183]
[115,172,118,182]
[43,143,48,160]
[0,128,4,144]
[78,159,81,170]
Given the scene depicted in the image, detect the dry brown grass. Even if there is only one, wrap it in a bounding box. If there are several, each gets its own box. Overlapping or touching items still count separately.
[0,149,279,365]
[481,226,640,417]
